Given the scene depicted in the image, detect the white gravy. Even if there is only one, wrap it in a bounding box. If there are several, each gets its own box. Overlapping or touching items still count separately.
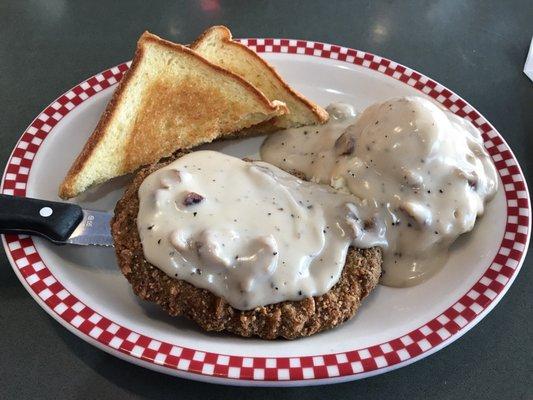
[261,97,498,287]
[137,150,385,310]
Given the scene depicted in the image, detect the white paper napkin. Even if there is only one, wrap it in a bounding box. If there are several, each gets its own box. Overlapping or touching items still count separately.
[524,36,533,82]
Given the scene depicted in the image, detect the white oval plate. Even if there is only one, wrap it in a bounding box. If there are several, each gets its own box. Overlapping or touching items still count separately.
[1,39,530,386]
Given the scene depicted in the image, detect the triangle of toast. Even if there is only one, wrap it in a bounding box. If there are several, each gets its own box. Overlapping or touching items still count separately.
[59,31,287,199]
[192,26,328,132]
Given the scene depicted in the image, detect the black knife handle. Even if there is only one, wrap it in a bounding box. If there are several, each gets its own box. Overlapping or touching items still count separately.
[0,194,83,242]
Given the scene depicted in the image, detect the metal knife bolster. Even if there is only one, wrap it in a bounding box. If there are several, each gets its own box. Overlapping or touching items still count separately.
[0,194,114,246]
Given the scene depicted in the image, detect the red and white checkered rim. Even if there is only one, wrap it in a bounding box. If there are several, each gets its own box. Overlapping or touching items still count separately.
[1,38,530,384]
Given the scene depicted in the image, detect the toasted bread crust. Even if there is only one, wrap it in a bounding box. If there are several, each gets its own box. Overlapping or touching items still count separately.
[111,154,382,339]
[192,26,329,126]
[141,32,286,114]
[59,32,287,199]
[58,41,144,199]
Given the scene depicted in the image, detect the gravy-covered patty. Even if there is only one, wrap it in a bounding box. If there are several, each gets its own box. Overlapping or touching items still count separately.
[111,153,382,339]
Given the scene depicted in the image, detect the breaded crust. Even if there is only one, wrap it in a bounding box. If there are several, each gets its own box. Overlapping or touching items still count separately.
[111,154,382,339]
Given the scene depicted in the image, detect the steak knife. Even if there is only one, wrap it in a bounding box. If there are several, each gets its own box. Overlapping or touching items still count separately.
[0,194,113,246]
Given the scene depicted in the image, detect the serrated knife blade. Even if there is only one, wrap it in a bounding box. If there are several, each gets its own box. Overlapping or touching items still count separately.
[66,209,114,247]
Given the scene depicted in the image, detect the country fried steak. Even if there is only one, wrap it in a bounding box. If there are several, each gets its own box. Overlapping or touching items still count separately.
[111,153,382,340]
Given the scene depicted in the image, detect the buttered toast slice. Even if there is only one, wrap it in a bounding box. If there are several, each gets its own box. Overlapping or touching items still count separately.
[59,31,287,199]
[191,26,328,131]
